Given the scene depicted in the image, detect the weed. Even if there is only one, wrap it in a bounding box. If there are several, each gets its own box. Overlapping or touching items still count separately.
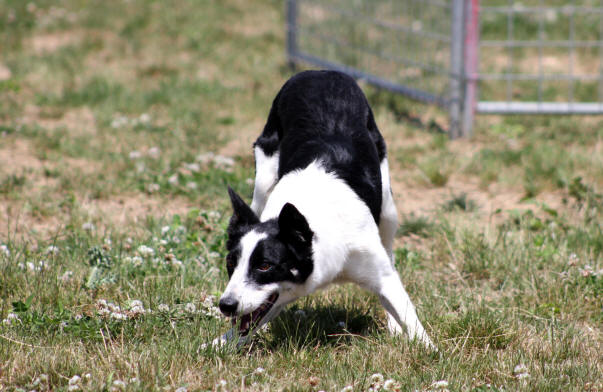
[417,153,455,187]
[397,214,434,237]
[443,193,478,212]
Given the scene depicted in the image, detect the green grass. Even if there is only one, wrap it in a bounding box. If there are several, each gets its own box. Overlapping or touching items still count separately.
[1,0,602,391]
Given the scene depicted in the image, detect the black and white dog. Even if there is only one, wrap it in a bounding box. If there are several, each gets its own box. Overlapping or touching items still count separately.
[217,70,434,349]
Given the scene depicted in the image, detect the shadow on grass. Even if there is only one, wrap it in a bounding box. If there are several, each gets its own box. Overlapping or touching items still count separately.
[261,304,381,351]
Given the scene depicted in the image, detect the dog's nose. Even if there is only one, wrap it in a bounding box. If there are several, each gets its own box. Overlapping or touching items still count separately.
[219,297,239,316]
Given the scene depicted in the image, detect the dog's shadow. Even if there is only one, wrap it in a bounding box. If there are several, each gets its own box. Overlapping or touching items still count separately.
[259,303,382,351]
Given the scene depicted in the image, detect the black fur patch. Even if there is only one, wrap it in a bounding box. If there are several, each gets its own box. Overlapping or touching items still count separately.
[254,70,385,223]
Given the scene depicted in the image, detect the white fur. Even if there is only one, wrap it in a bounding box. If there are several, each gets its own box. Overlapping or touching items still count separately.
[216,159,435,349]
[378,158,398,264]
[250,146,279,215]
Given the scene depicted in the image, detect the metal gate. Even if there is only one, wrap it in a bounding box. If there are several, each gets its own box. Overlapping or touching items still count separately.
[286,0,603,138]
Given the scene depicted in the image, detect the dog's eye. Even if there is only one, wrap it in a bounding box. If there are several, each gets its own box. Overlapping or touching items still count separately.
[257,263,272,272]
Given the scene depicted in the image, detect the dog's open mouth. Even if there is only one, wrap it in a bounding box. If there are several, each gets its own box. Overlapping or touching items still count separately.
[231,293,279,336]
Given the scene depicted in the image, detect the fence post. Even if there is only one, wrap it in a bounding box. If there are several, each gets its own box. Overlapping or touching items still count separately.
[286,0,298,68]
[449,0,465,139]
[462,0,480,137]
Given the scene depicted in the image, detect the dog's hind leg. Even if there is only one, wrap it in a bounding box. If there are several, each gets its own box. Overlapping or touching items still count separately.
[250,96,281,216]
[378,158,398,265]
[250,146,279,215]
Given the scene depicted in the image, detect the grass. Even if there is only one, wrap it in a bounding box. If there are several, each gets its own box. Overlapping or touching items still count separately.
[1,0,602,391]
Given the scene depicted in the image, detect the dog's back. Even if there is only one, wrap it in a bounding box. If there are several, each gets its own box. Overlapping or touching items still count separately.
[254,70,386,223]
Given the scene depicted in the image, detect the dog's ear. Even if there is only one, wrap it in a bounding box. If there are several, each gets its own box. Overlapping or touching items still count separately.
[228,187,259,227]
[277,203,313,251]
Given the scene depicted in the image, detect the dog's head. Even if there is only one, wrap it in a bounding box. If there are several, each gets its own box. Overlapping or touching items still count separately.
[219,187,314,336]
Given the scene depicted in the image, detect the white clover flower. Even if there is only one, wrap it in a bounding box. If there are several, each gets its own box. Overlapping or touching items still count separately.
[168,174,179,185]
[110,312,128,320]
[147,146,160,159]
[513,364,529,379]
[68,385,81,391]
[2,312,20,326]
[131,256,143,266]
[411,20,422,32]
[111,379,127,390]
[161,226,170,236]
[196,152,215,164]
[185,162,201,173]
[580,265,594,277]
[0,244,10,257]
[60,270,74,282]
[32,373,49,387]
[186,182,197,190]
[369,373,384,387]
[340,386,353,392]
[184,302,196,313]
[26,262,36,271]
[215,379,227,391]
[138,113,151,124]
[68,375,81,385]
[175,387,187,392]
[383,379,399,391]
[254,367,265,375]
[136,162,146,173]
[207,210,220,220]
[171,259,183,268]
[213,155,234,169]
[568,253,579,266]
[158,304,170,312]
[128,300,145,316]
[209,251,220,259]
[245,178,254,185]
[159,239,168,246]
[129,300,143,308]
[294,309,307,319]
[129,150,142,160]
[111,115,129,129]
[137,245,155,257]
[46,245,59,255]
[431,380,449,389]
[82,222,95,232]
[129,377,139,383]
[147,183,160,193]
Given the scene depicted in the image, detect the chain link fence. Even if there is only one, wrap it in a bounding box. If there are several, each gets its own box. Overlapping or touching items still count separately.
[286,0,603,138]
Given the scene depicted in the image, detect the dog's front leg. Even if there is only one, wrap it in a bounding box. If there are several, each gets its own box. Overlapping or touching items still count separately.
[378,273,436,350]
[250,146,279,215]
